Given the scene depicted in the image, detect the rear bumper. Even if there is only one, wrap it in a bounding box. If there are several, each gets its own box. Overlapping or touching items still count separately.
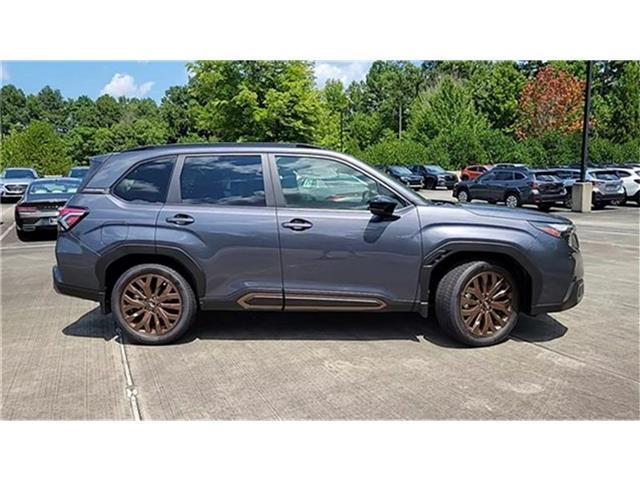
[592,191,625,203]
[529,192,567,204]
[53,265,105,305]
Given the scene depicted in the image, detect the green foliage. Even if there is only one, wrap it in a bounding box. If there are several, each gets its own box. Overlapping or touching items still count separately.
[1,120,71,174]
[606,61,640,143]
[0,85,29,134]
[360,138,430,166]
[187,60,322,143]
[408,77,489,144]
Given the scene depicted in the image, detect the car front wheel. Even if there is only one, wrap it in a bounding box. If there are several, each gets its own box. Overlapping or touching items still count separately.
[111,263,197,345]
[457,189,470,203]
[435,261,520,347]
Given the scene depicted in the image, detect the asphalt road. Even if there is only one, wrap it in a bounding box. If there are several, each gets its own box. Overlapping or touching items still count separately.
[1,193,639,420]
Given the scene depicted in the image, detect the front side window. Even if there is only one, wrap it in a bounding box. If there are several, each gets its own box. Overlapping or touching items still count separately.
[113,158,173,203]
[275,156,404,210]
[180,155,265,206]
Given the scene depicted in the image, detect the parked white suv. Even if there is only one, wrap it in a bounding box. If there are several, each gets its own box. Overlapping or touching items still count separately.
[611,167,640,205]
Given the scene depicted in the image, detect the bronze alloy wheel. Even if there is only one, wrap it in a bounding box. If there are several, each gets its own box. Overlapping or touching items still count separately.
[120,273,182,336]
[459,270,514,337]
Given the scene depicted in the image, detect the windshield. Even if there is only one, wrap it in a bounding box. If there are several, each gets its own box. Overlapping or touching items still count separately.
[3,169,36,179]
[592,171,619,181]
[426,165,446,173]
[28,179,80,195]
[69,168,89,178]
[390,166,413,175]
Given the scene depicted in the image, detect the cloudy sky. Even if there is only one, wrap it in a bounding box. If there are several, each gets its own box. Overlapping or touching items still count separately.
[0,61,373,101]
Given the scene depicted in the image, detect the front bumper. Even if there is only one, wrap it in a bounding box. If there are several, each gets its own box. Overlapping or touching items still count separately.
[437,177,457,188]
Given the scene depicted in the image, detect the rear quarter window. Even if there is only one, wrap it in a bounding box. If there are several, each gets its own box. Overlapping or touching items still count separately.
[113,158,174,203]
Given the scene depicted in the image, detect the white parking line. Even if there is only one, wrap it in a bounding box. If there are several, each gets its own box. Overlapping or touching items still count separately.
[0,223,16,242]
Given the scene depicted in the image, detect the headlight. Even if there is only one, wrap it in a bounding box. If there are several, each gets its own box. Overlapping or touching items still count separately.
[530,221,574,238]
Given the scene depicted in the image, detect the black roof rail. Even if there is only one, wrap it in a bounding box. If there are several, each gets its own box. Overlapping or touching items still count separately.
[122,142,324,153]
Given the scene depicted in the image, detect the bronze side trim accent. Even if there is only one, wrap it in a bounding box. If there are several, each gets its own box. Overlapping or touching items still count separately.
[236,292,387,311]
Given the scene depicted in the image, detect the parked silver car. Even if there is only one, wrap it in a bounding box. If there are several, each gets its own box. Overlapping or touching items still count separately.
[0,168,39,201]
[549,168,625,209]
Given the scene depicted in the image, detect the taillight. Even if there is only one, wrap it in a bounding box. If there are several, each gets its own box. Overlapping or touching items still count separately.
[17,205,38,213]
[58,206,88,231]
[529,181,539,189]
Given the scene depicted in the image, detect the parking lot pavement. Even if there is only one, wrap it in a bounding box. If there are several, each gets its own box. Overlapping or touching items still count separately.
[1,198,638,420]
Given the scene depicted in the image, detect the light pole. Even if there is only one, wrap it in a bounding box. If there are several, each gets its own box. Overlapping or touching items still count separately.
[572,60,594,212]
[580,60,594,182]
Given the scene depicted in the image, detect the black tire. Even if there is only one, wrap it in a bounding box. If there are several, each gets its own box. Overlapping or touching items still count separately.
[425,178,436,190]
[592,201,606,210]
[504,192,520,208]
[563,195,573,209]
[537,204,552,212]
[457,188,471,203]
[435,261,520,347]
[111,263,197,345]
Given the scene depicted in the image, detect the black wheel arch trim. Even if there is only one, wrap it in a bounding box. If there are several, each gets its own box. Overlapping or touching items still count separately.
[418,240,542,314]
[95,242,206,298]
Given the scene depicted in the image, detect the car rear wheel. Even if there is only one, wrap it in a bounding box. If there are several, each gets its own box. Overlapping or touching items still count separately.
[435,261,520,347]
[457,189,470,203]
[425,178,436,190]
[112,264,197,345]
[563,195,573,209]
[505,193,520,208]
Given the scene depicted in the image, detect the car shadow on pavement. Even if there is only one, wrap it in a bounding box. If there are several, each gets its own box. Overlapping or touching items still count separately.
[62,308,117,341]
[62,308,567,348]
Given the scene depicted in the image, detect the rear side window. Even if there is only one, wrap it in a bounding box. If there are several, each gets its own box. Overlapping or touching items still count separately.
[593,171,619,181]
[180,155,265,206]
[616,170,630,178]
[494,171,514,181]
[113,158,173,203]
[534,173,557,182]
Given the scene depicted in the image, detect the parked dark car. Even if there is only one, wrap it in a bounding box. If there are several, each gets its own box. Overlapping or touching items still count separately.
[379,165,423,190]
[0,168,39,201]
[53,143,583,347]
[410,165,458,189]
[68,166,91,180]
[550,168,625,209]
[15,177,81,240]
[453,166,567,211]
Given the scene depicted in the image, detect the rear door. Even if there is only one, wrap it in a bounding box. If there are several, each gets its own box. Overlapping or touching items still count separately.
[269,153,422,311]
[156,153,283,310]
[492,170,514,200]
[469,172,495,200]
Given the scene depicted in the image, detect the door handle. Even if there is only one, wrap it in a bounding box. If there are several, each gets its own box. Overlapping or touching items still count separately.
[166,214,195,226]
[282,218,313,231]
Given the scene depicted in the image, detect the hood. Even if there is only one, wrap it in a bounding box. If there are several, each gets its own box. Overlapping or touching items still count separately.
[456,202,571,224]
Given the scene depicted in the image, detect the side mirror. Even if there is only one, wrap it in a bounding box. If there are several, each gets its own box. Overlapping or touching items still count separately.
[368,195,398,218]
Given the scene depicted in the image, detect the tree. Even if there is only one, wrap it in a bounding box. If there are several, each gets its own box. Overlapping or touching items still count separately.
[0,85,29,134]
[606,61,640,144]
[408,76,489,144]
[160,85,195,143]
[361,138,430,166]
[66,95,99,129]
[515,66,585,139]
[473,62,525,134]
[27,87,68,133]
[1,120,71,175]
[188,60,322,142]
[95,94,121,127]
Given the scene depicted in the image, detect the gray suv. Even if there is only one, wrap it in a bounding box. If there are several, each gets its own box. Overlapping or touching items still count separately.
[53,143,584,347]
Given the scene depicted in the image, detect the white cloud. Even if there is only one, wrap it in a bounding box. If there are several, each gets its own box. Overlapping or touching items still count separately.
[0,63,9,82]
[100,73,154,98]
[314,61,371,88]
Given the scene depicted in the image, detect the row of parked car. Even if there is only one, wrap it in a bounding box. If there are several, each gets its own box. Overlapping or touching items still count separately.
[374,162,640,211]
[453,163,640,211]
[0,166,89,240]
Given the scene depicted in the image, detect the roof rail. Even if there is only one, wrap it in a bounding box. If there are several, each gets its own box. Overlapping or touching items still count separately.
[122,142,324,152]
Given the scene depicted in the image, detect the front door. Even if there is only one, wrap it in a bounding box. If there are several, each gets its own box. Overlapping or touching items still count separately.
[156,153,283,310]
[270,154,422,312]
